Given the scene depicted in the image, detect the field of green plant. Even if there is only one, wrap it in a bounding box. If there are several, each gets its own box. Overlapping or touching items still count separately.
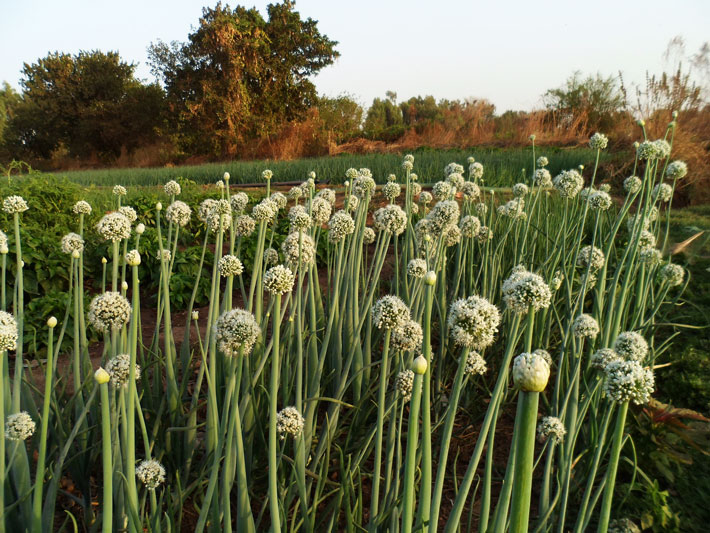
[45,146,619,187]
[0,125,707,533]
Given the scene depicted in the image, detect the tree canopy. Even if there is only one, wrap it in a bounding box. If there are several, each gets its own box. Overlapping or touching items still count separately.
[148,1,339,157]
[6,50,164,161]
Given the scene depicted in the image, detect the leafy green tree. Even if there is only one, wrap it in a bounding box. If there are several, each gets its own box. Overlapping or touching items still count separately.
[0,83,21,160]
[363,91,403,140]
[6,51,164,161]
[316,93,363,142]
[543,72,626,131]
[148,1,339,157]
[399,95,442,129]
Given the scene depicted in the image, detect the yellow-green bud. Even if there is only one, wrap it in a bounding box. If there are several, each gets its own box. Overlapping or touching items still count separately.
[102,257,107,264]
[529,134,536,141]
[512,352,550,392]
[0,245,7,254]
[191,310,199,321]
[72,250,80,259]
[424,271,437,286]
[121,281,128,291]
[637,119,645,127]
[412,354,428,375]
[94,367,111,385]
[136,223,145,235]
[156,202,162,211]
[672,110,678,119]
[224,172,230,181]
[47,316,57,328]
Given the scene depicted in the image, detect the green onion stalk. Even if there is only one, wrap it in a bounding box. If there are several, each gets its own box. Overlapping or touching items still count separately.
[31,317,57,533]
[401,355,427,533]
[415,271,436,532]
[96,368,113,533]
[268,288,287,533]
[368,327,393,529]
[596,401,630,533]
[442,314,522,533]
[508,351,550,533]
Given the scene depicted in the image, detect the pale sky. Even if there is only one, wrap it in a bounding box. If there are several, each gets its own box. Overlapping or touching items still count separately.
[1,0,708,112]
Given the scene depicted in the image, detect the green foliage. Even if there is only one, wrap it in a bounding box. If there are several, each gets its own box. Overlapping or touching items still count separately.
[363,91,403,139]
[45,146,619,187]
[316,93,363,142]
[544,71,627,130]
[617,479,682,532]
[148,1,339,158]
[0,82,21,157]
[6,50,164,161]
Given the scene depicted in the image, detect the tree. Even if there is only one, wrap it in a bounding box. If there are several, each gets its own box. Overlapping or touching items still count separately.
[148,1,339,157]
[543,72,626,131]
[6,51,164,161]
[316,93,363,142]
[363,92,403,140]
[0,83,21,159]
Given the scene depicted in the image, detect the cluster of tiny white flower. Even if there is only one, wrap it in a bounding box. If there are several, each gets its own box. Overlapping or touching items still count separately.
[106,353,140,387]
[613,331,649,362]
[464,351,487,377]
[5,411,35,441]
[88,292,132,332]
[0,311,18,352]
[395,370,415,402]
[447,295,501,349]
[136,460,166,490]
[61,233,85,255]
[96,212,131,242]
[276,406,305,439]
[215,309,261,357]
[553,170,584,199]
[328,211,355,242]
[219,255,244,277]
[572,314,600,338]
[311,197,332,226]
[372,295,410,330]
[281,232,316,267]
[165,201,192,227]
[536,416,566,444]
[164,180,181,196]
[391,319,423,352]
[263,264,295,294]
[373,205,407,236]
[576,245,605,271]
[502,269,552,314]
[603,360,654,404]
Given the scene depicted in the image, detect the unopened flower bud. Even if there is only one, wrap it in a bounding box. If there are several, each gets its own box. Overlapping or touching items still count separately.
[47,316,57,328]
[72,250,80,259]
[121,281,128,291]
[94,367,111,385]
[102,257,107,264]
[513,352,550,392]
[412,354,428,375]
[424,271,437,286]
[136,223,145,235]
[156,202,162,211]
[223,172,230,181]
